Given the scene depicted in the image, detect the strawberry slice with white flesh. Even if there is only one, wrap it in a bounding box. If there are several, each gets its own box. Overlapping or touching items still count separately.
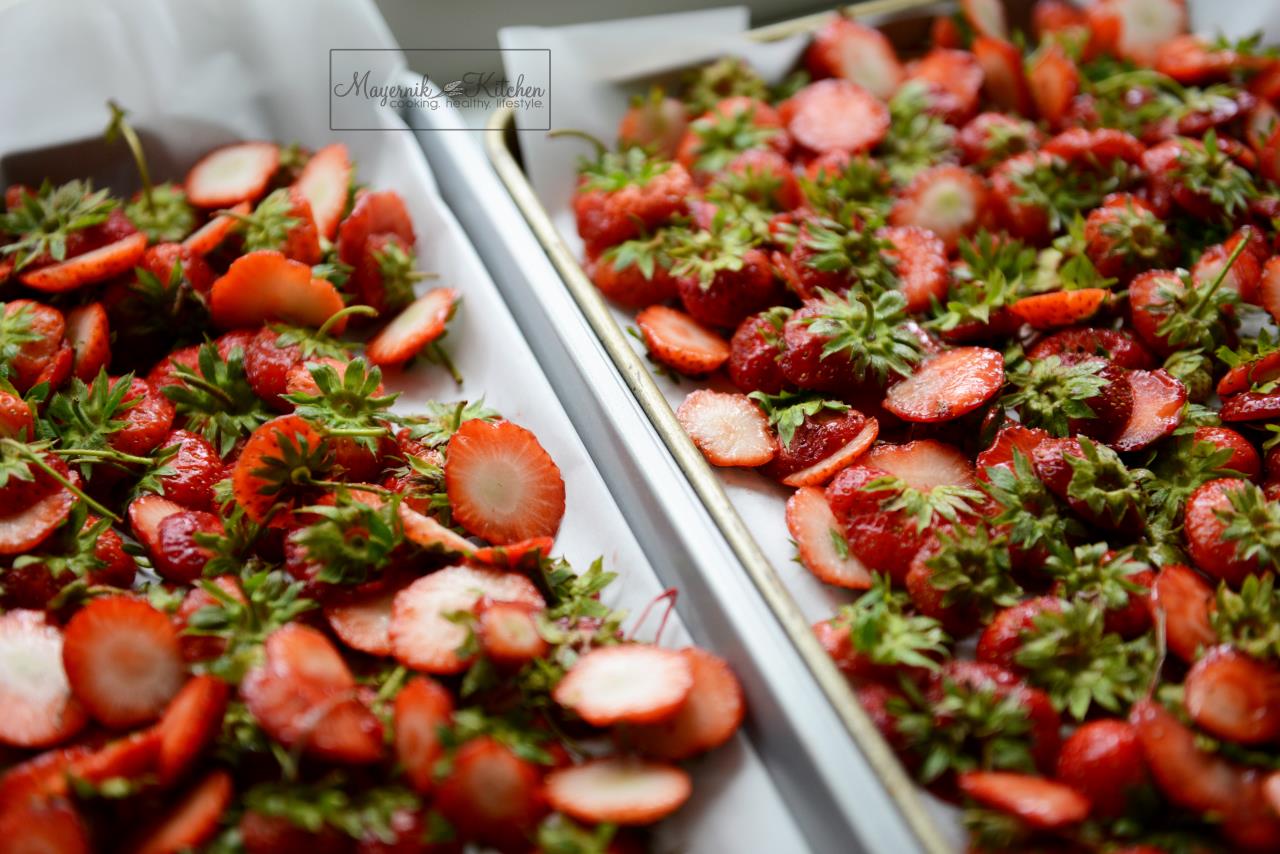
[209,250,346,331]
[957,771,1091,830]
[553,643,693,726]
[292,143,352,239]
[20,232,147,293]
[676,389,777,467]
[128,493,185,559]
[185,141,280,208]
[365,287,459,367]
[631,647,746,760]
[181,201,249,255]
[1108,0,1189,66]
[66,302,111,382]
[324,574,416,657]
[868,439,977,490]
[398,503,475,555]
[390,565,544,674]
[884,347,1004,423]
[544,758,693,825]
[806,18,904,100]
[0,610,88,748]
[635,305,731,375]
[786,486,872,589]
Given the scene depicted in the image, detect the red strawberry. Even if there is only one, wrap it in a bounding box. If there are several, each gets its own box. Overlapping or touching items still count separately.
[976,424,1051,478]
[475,599,548,665]
[65,302,110,382]
[884,346,1004,423]
[232,414,328,525]
[1221,389,1280,423]
[727,310,788,395]
[323,573,415,657]
[631,647,744,760]
[1184,645,1280,744]
[130,770,233,854]
[393,675,454,795]
[181,201,249,256]
[1055,719,1147,818]
[635,305,730,376]
[1034,437,1143,530]
[156,430,221,510]
[780,79,890,155]
[773,415,878,488]
[4,300,65,393]
[293,143,352,239]
[676,390,777,468]
[1193,426,1261,479]
[151,510,220,583]
[589,251,680,309]
[185,142,279,207]
[976,596,1061,671]
[545,758,691,826]
[0,389,34,439]
[618,94,689,159]
[1184,478,1266,585]
[958,771,1090,829]
[1027,42,1079,127]
[554,644,693,726]
[1193,234,1263,305]
[241,623,383,763]
[155,674,228,785]
[956,112,1043,168]
[397,501,475,555]
[0,610,87,748]
[1043,128,1145,167]
[210,250,346,331]
[110,377,176,457]
[889,165,988,254]
[878,224,949,312]
[973,35,1034,116]
[675,247,781,329]
[1110,369,1186,452]
[777,301,868,394]
[365,287,459,368]
[1082,194,1175,283]
[787,485,872,589]
[1126,268,1185,355]
[932,660,1062,773]
[0,455,74,556]
[243,326,311,409]
[1009,289,1108,329]
[390,565,544,674]
[19,231,147,293]
[720,148,802,210]
[1150,563,1216,663]
[61,727,159,790]
[62,596,185,727]
[1260,255,1280,323]
[805,17,904,99]
[337,191,416,268]
[445,418,565,544]
[1027,325,1154,370]
[0,798,92,853]
[128,492,184,555]
[907,48,984,124]
[435,736,546,849]
[240,811,350,854]
[469,536,555,570]
[174,576,245,663]
[1097,0,1188,66]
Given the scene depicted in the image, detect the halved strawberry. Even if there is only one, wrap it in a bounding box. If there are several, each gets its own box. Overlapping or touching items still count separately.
[1054,719,1147,819]
[1150,563,1216,663]
[62,596,185,728]
[241,623,383,763]
[618,93,689,159]
[1099,0,1188,66]
[1027,326,1154,370]
[973,35,1033,116]
[0,455,74,556]
[152,510,220,583]
[553,644,693,726]
[111,377,176,457]
[365,287,459,368]
[774,416,879,489]
[957,771,1091,830]
[0,797,92,853]
[19,231,147,293]
[805,17,904,99]
[1010,289,1107,329]
[1184,646,1280,745]
[636,305,731,376]
[4,299,64,394]
[884,347,1003,423]
[337,190,416,267]
[155,674,228,785]
[65,302,110,382]
[394,675,454,794]
[676,389,777,468]
[210,250,346,331]
[879,225,949,313]
[780,79,889,155]
[469,536,555,570]
[1027,42,1079,127]
[397,502,474,555]
[0,610,87,748]
[1130,698,1245,818]
[435,736,545,849]
[1193,426,1261,479]
[130,769,233,854]
[0,389,33,440]
[127,493,184,559]
[293,143,352,239]
[324,574,415,657]
[545,758,692,826]
[390,565,544,674]
[961,0,1008,39]
[232,414,328,525]
[976,424,1051,479]
[1218,347,1280,398]
[1110,369,1186,452]
[631,647,745,760]
[1221,390,1280,423]
[908,48,984,124]
[181,201,249,255]
[786,486,872,589]
[476,599,549,665]
[890,166,989,256]
[185,142,280,208]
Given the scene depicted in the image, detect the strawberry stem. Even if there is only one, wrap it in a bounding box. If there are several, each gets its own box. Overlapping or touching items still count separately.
[1187,235,1248,319]
[547,128,608,158]
[2,440,121,522]
[319,304,377,337]
[177,372,236,407]
[428,342,463,386]
[52,447,155,467]
[105,100,154,213]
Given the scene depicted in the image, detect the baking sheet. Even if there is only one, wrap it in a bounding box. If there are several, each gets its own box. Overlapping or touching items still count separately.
[0,1,810,850]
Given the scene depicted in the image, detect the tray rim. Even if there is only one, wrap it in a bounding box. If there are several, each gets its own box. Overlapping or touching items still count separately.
[481,4,959,849]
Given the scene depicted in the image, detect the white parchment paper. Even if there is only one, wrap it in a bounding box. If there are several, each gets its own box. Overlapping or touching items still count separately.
[0,1,808,850]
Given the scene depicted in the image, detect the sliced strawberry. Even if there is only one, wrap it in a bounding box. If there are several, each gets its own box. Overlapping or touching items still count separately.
[127,493,185,559]
[434,736,545,849]
[884,347,1003,423]
[973,36,1033,116]
[1184,646,1280,745]
[0,457,73,556]
[0,610,87,748]
[878,224,949,311]
[111,377,176,457]
[786,485,872,589]
[476,599,549,665]
[155,674,228,785]
[1103,0,1188,66]
[62,596,185,728]
[365,287,459,368]
[631,647,745,761]
[776,415,878,488]
[210,250,346,331]
[130,769,233,854]
[324,574,415,657]
[394,675,454,794]
[185,142,280,208]
[469,536,555,570]
[1218,347,1280,398]
[907,48,984,124]
[181,201,249,255]
[19,231,147,293]
[957,771,1090,830]
[553,644,693,726]
[444,418,566,544]
[976,425,1052,479]
[780,79,889,154]
[241,623,383,763]
[1010,289,1107,329]
[869,439,976,489]
[635,305,730,375]
[390,565,544,674]
[337,190,416,268]
[890,166,988,256]
[1150,563,1216,663]
[0,797,91,853]
[1184,478,1263,586]
[1027,42,1079,127]
[1260,255,1280,323]
[65,302,110,382]
[961,0,1008,39]
[3,300,64,393]
[805,18,904,99]
[397,502,474,555]
[150,510,219,583]
[1110,369,1186,452]
[1130,697,1244,816]
[1221,390,1280,422]
[1054,719,1147,819]
[676,389,777,468]
[232,414,328,525]
[293,143,352,239]
[545,758,691,826]
[1027,326,1154,370]
[156,430,221,511]
[618,94,689,159]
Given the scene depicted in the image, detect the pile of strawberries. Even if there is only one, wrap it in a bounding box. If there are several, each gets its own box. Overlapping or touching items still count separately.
[570,0,1280,849]
[0,106,745,853]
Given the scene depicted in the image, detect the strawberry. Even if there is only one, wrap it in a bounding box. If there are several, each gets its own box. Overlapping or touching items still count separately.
[434,736,545,849]
[445,418,565,543]
[155,674,228,785]
[243,326,324,409]
[976,596,1061,671]
[0,389,34,439]
[906,48,984,124]
[59,729,159,795]
[973,35,1033,117]
[1259,256,1280,324]
[805,17,904,99]
[129,769,233,854]
[397,501,475,555]
[1027,42,1079,128]
[1184,478,1269,586]
[2,299,66,393]
[1009,289,1108,330]
[778,292,925,394]
[210,250,346,331]
[1184,645,1280,744]
[293,143,352,239]
[62,596,185,727]
[1032,0,1089,41]
[889,165,988,253]
[110,377,176,456]
[323,573,415,657]
[618,92,689,159]
[1027,325,1154,370]
[349,232,423,316]
[960,0,1007,39]
[727,309,788,394]
[365,287,459,368]
[1108,368,1184,452]
[957,771,1091,829]
[635,305,731,376]
[181,201,249,256]
[469,536,556,570]
[185,141,280,208]
[1096,0,1188,66]
[884,346,1004,423]
[574,149,691,256]
[956,112,1042,169]
[390,565,544,673]
[231,414,329,525]
[1193,426,1261,479]
[128,493,184,557]
[554,643,693,726]
[1142,134,1257,222]
[241,623,383,763]
[780,79,889,155]
[1220,389,1280,422]
[65,302,110,382]
[393,675,454,795]
[674,246,781,329]
[769,413,878,488]
[1192,233,1264,305]
[1054,719,1147,819]
[0,798,92,853]
[786,485,872,589]
[544,758,691,826]
[878,225,948,312]
[1082,194,1175,283]
[1033,437,1142,530]
[589,242,680,309]
[1150,563,1216,663]
[718,148,802,210]
[471,600,546,669]
[173,576,245,663]
[156,429,222,510]
[239,812,350,854]
[630,647,744,760]
[975,424,1051,478]
[0,610,87,748]
[19,231,147,293]
[0,455,74,556]
[151,510,220,582]
[676,389,777,468]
